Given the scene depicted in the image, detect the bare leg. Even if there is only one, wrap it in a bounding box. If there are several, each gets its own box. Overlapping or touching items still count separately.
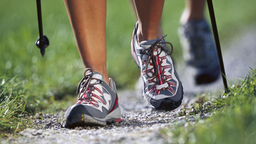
[180,0,205,24]
[64,0,109,83]
[133,0,164,43]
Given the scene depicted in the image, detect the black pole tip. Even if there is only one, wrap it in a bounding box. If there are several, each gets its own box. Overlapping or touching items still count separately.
[35,35,49,57]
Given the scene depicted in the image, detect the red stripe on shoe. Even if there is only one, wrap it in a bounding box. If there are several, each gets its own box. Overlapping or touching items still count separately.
[115,118,121,122]
[142,69,154,75]
[89,101,99,107]
[92,94,106,105]
[167,81,177,87]
[94,87,103,95]
[154,54,164,85]
[154,89,160,96]
[148,78,155,83]
[167,87,175,95]
[109,95,119,113]
[148,85,156,93]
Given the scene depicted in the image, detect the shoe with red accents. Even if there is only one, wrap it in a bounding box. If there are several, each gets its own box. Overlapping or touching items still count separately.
[131,22,183,111]
[64,68,121,128]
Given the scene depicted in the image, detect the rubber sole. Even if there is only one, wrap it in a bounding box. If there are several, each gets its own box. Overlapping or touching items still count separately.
[142,84,183,111]
[154,94,183,111]
[195,66,220,85]
[64,107,121,128]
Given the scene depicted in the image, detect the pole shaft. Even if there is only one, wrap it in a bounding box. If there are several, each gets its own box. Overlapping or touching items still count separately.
[36,0,43,39]
[207,0,229,93]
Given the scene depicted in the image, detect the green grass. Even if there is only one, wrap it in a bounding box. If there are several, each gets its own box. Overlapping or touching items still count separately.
[160,69,256,144]
[0,0,256,137]
[0,77,27,137]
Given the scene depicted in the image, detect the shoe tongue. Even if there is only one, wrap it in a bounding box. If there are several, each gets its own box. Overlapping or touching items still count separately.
[89,72,104,84]
[92,72,103,80]
[85,71,103,80]
[140,39,159,49]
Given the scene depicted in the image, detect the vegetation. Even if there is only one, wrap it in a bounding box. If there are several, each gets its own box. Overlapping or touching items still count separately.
[0,77,27,137]
[160,69,256,144]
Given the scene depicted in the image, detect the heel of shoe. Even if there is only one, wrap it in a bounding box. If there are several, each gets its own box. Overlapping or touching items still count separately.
[106,106,121,124]
[131,42,140,69]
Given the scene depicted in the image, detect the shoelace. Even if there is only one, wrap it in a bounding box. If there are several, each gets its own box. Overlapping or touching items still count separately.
[76,68,104,105]
[142,35,174,82]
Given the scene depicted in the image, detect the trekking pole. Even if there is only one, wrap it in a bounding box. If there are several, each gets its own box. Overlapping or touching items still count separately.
[35,0,49,57]
[207,0,229,93]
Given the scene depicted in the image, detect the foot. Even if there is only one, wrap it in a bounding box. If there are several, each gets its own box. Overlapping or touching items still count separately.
[64,68,121,128]
[178,20,220,84]
[131,22,183,111]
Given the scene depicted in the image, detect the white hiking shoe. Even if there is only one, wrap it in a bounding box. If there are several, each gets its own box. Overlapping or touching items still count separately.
[64,68,121,128]
[131,22,183,111]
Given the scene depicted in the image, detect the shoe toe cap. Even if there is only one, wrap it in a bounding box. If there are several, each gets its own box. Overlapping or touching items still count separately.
[64,104,90,128]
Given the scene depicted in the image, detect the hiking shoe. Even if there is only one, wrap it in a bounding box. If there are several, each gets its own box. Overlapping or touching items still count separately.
[178,20,220,84]
[64,68,121,128]
[131,22,183,111]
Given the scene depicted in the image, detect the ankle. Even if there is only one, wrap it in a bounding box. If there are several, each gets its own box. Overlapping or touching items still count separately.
[103,75,109,84]
[136,25,162,44]
[100,70,109,84]
[180,10,205,25]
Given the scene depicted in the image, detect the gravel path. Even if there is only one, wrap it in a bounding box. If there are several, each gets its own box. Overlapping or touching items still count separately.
[2,90,203,144]
[2,25,256,144]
